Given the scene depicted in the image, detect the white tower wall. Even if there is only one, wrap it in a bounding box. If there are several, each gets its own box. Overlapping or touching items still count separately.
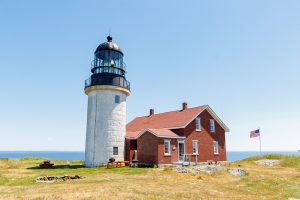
[85,85,128,167]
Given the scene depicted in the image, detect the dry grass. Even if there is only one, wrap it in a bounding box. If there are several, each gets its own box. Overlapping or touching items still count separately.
[0,155,299,200]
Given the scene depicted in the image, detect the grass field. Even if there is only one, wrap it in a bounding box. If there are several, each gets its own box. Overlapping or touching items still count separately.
[0,155,299,200]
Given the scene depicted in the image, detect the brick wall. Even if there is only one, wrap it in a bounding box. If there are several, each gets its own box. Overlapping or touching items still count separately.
[125,109,227,165]
[182,109,226,162]
[157,138,178,164]
[137,131,158,164]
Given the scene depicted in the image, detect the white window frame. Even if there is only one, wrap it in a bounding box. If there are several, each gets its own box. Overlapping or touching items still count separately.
[213,141,219,155]
[164,139,171,156]
[192,140,198,155]
[196,117,201,131]
[113,146,118,155]
[210,119,215,133]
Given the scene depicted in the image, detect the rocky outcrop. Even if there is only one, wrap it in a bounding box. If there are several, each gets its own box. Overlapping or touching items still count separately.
[254,159,280,166]
[227,168,246,176]
[173,164,224,174]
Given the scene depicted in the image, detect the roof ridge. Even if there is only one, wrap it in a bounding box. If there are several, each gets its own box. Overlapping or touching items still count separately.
[135,105,205,118]
[126,105,208,132]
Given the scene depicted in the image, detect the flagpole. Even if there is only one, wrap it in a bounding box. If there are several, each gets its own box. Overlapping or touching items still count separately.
[259,135,261,155]
[259,129,262,155]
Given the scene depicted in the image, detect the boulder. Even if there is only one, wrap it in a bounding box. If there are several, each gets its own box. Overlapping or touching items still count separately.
[254,159,280,166]
[227,168,246,176]
[173,164,224,174]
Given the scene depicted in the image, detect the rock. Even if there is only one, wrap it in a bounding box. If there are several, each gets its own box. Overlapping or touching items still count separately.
[227,168,246,176]
[254,159,280,166]
[35,175,83,183]
[173,164,224,174]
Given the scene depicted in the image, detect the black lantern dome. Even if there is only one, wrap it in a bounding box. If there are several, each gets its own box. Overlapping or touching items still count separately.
[95,36,123,55]
[85,36,130,90]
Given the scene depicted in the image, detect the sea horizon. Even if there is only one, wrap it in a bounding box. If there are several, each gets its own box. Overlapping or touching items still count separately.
[1,150,299,162]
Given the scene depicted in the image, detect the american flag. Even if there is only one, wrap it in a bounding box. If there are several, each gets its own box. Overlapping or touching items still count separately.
[250,129,260,138]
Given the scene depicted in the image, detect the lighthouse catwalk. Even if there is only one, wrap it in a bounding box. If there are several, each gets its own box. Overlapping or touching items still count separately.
[84,36,130,167]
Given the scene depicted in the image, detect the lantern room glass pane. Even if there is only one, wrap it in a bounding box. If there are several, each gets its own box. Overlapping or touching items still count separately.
[95,50,124,69]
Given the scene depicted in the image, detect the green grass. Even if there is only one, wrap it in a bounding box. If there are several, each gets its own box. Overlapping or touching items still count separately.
[239,175,300,197]
[0,155,299,199]
[242,154,300,168]
[0,157,149,186]
[281,155,300,168]
[0,174,9,185]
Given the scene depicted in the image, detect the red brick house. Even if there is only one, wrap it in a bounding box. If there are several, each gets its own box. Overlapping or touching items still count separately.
[125,103,229,165]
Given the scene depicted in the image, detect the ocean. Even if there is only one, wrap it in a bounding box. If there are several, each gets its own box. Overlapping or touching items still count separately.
[0,151,299,162]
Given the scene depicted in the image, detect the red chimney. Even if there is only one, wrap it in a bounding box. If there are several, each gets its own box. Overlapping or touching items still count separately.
[149,109,154,116]
[182,102,188,110]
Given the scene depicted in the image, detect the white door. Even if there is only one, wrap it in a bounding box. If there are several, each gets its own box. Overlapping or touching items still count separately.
[178,141,185,162]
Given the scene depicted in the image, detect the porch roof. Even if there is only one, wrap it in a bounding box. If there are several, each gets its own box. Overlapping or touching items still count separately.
[126,128,184,139]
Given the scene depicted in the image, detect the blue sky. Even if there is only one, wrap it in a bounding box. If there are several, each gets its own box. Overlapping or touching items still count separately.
[0,0,299,151]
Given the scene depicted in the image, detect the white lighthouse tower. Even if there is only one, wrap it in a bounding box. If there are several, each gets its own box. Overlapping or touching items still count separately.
[84,36,130,167]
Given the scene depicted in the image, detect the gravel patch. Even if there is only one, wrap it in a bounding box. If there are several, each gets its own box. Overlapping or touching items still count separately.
[254,159,280,166]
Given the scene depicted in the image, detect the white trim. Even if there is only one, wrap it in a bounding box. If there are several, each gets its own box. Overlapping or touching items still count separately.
[196,117,201,132]
[177,140,185,162]
[206,106,230,132]
[162,105,230,132]
[164,139,171,156]
[210,119,215,133]
[192,140,198,155]
[213,141,219,155]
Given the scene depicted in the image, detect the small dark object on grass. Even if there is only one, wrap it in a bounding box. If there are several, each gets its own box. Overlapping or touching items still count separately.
[132,159,138,168]
[39,161,54,168]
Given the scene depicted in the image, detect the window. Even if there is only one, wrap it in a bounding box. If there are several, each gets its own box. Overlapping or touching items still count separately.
[210,119,215,132]
[113,147,118,155]
[192,140,198,155]
[213,141,218,155]
[115,95,120,103]
[196,117,201,131]
[164,140,171,156]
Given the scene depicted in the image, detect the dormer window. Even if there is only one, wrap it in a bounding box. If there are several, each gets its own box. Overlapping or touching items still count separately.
[196,117,201,131]
[210,119,215,133]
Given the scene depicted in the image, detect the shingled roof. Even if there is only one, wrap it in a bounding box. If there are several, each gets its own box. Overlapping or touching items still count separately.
[127,105,206,131]
[126,128,184,139]
[126,105,229,138]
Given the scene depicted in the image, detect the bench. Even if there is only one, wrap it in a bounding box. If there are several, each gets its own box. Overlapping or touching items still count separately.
[106,161,130,168]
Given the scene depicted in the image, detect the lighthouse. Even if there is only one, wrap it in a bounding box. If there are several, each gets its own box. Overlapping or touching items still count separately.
[84,36,130,167]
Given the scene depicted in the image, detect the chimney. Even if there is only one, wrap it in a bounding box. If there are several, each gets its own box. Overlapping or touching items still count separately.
[149,108,154,116]
[182,102,188,110]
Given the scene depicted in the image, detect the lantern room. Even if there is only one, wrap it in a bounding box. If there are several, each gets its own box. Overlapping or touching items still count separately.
[85,36,130,90]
